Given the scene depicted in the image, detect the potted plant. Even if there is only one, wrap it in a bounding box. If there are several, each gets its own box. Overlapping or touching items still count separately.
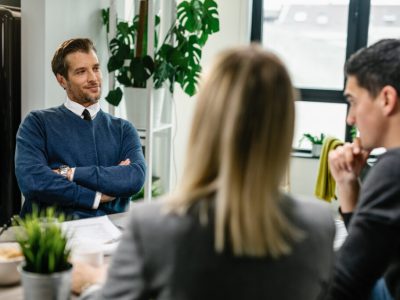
[102,0,220,106]
[299,133,326,157]
[14,208,72,300]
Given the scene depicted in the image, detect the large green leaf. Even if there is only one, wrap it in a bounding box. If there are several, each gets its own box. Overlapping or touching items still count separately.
[203,0,219,34]
[108,38,131,73]
[130,55,155,85]
[117,68,134,86]
[101,8,109,33]
[181,64,201,96]
[186,35,202,67]
[154,60,175,89]
[198,0,219,45]
[117,21,131,37]
[107,55,124,73]
[177,0,203,33]
[105,87,123,106]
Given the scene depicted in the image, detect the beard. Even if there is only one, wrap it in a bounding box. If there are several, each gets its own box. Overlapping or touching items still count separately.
[82,93,101,104]
[67,83,102,105]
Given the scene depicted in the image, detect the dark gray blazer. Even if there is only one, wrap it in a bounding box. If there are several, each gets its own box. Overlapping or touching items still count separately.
[82,196,335,300]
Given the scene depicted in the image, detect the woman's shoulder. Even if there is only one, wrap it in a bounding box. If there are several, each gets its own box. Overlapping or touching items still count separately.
[127,198,193,236]
[285,194,335,237]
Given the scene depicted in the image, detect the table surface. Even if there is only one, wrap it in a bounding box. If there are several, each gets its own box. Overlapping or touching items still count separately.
[0,213,347,300]
[0,212,129,300]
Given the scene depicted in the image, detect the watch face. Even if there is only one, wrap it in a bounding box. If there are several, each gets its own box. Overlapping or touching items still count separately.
[59,165,69,177]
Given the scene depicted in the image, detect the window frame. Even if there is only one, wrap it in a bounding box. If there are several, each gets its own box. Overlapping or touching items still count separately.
[252,0,371,144]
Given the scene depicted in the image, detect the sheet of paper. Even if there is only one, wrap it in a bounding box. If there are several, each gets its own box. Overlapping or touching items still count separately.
[62,216,122,254]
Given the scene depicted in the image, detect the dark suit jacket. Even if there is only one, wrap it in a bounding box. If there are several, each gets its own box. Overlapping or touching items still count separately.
[82,195,335,300]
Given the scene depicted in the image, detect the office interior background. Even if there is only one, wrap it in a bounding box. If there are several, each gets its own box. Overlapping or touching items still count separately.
[0,0,399,224]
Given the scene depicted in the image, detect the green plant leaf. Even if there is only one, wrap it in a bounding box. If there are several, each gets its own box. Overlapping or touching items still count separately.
[186,35,202,67]
[101,8,109,33]
[130,55,155,85]
[107,55,124,73]
[117,67,133,86]
[154,60,172,89]
[117,21,131,37]
[203,0,219,34]
[177,0,203,33]
[105,87,123,106]
[181,64,201,96]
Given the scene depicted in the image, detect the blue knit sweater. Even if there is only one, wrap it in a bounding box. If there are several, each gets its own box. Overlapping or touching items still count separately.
[15,105,146,218]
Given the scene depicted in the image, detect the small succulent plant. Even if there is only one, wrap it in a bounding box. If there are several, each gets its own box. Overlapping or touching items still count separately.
[14,207,71,274]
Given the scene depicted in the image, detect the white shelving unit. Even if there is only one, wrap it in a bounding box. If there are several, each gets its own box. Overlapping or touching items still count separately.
[136,0,174,200]
[108,0,175,200]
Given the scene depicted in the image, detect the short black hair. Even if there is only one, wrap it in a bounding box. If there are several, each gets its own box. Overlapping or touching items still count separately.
[345,39,400,98]
[51,38,97,78]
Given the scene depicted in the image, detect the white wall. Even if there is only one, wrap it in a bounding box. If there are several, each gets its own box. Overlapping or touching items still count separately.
[21,0,111,118]
[290,157,319,197]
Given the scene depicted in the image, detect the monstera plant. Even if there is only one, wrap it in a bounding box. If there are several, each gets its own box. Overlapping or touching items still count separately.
[102,0,219,106]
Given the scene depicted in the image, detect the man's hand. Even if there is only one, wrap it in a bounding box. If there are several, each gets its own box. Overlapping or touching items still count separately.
[328,138,370,212]
[99,159,130,203]
[118,158,131,166]
[71,261,106,295]
[100,194,116,203]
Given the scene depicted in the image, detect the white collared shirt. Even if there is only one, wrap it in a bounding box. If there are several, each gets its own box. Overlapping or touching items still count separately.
[64,97,100,120]
[63,97,102,209]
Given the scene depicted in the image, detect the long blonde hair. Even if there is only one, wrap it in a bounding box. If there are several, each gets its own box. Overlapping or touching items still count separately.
[168,45,301,258]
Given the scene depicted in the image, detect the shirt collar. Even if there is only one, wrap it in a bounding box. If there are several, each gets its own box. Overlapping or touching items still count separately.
[64,97,100,120]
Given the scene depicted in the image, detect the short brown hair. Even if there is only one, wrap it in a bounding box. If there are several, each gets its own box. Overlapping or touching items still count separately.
[345,39,400,98]
[51,38,97,78]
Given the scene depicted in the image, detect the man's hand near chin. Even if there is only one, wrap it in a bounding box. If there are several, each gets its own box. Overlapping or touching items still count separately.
[328,138,370,212]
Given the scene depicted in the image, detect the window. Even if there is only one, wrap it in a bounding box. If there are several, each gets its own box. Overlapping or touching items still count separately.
[252,0,374,150]
[294,102,347,150]
[263,1,349,90]
[368,0,400,45]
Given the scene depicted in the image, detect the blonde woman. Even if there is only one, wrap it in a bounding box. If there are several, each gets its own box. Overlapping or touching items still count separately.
[72,45,335,300]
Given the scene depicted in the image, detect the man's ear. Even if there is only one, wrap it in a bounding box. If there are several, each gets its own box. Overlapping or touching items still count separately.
[380,85,398,116]
[56,74,67,90]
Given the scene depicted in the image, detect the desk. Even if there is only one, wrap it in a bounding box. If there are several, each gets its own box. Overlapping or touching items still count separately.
[0,213,347,300]
[0,212,129,300]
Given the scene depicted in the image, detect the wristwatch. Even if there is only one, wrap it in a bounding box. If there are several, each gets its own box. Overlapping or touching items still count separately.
[59,165,70,178]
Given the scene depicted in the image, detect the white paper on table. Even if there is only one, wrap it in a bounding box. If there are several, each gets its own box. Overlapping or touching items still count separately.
[62,216,122,255]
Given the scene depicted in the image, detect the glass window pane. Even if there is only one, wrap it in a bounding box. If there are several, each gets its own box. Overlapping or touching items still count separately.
[294,101,347,150]
[263,0,349,90]
[368,0,400,45]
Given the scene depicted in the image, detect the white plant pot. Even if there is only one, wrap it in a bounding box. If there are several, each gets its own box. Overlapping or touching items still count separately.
[124,87,165,129]
[19,265,72,300]
[312,144,323,157]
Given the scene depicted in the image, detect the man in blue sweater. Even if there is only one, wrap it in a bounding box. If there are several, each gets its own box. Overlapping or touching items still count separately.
[15,38,146,219]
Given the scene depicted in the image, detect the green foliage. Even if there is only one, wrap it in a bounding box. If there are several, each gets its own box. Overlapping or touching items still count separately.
[300,133,326,146]
[102,0,220,106]
[131,180,162,201]
[13,208,71,274]
[350,126,358,141]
